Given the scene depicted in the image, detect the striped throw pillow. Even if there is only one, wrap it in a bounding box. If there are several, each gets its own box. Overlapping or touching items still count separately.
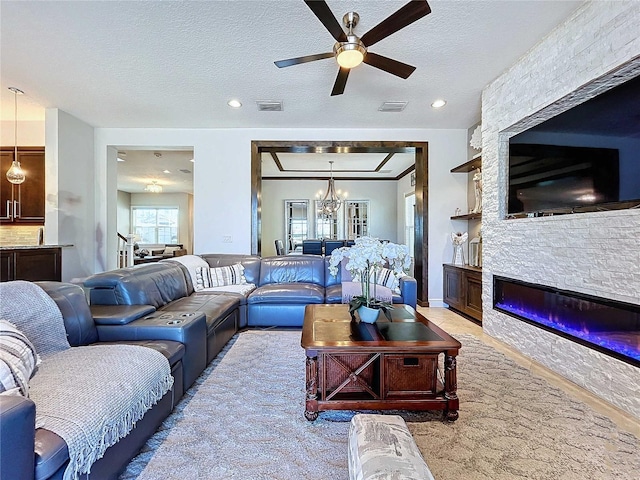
[0,319,40,397]
[194,263,247,290]
[370,267,401,294]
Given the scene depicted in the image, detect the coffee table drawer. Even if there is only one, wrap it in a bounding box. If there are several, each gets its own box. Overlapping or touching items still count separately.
[384,354,438,397]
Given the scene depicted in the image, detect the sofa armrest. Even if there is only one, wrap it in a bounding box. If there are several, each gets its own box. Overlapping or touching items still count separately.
[0,395,36,480]
[399,276,417,309]
[90,304,156,325]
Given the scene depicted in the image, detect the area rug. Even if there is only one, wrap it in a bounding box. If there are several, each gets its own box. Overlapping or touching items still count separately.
[120,331,639,480]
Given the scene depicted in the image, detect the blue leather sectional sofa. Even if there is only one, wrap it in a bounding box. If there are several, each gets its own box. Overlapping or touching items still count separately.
[85,253,417,331]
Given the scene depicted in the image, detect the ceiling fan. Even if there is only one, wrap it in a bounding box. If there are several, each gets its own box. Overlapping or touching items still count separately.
[274,0,432,96]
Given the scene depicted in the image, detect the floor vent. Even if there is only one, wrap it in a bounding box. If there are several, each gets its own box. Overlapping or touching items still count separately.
[378,101,408,112]
[256,101,283,112]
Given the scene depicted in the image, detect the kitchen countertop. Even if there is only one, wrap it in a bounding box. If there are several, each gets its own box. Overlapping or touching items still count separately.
[0,244,74,250]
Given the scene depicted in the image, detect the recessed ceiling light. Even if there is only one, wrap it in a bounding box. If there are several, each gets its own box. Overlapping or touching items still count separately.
[227,99,242,108]
[190,159,194,163]
[431,99,447,109]
[163,169,171,174]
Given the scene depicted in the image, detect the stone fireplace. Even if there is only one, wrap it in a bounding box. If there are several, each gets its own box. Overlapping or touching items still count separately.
[481,2,640,418]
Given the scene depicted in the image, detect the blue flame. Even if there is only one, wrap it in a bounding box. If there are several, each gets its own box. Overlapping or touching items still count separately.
[496,302,640,362]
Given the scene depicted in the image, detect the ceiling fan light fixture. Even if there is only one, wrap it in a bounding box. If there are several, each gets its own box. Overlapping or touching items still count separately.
[334,39,366,69]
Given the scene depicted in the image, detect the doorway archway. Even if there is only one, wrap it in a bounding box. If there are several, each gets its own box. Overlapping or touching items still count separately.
[250,140,429,305]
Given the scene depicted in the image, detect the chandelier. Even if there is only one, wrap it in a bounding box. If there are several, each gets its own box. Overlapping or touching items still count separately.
[6,87,26,184]
[317,161,342,218]
[145,181,163,193]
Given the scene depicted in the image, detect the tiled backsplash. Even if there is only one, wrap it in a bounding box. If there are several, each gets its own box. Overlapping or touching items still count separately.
[0,225,41,246]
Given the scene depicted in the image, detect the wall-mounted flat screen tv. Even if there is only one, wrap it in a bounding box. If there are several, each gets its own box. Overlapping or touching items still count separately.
[508,74,640,216]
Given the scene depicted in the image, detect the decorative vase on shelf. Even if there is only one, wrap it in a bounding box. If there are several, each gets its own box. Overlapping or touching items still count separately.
[357,305,380,324]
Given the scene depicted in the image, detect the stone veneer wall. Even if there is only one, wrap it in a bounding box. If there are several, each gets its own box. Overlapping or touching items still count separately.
[481,1,640,418]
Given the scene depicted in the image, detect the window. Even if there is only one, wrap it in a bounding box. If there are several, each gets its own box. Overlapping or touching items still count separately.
[315,201,339,239]
[345,200,369,240]
[284,200,308,253]
[132,207,179,244]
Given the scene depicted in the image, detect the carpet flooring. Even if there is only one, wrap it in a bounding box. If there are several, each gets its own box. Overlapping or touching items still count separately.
[120,331,639,480]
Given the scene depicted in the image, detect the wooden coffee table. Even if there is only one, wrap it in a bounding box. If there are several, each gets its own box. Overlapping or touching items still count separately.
[301,304,461,421]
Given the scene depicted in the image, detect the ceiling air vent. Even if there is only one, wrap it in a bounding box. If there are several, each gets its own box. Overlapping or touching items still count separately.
[179,169,191,174]
[256,101,283,112]
[378,101,408,112]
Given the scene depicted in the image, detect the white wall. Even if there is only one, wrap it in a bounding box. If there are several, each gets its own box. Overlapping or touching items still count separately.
[262,178,399,257]
[44,109,96,282]
[482,1,640,417]
[1,120,45,146]
[116,190,131,235]
[94,127,466,302]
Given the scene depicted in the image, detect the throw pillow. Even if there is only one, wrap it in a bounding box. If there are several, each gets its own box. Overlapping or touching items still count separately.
[0,320,40,397]
[194,263,247,290]
[370,267,400,294]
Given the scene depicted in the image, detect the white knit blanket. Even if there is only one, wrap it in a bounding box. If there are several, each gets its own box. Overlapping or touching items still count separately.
[0,280,70,359]
[29,345,173,480]
[0,281,173,480]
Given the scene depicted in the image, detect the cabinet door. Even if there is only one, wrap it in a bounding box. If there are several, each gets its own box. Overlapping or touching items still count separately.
[443,266,463,309]
[0,151,14,222]
[14,150,45,224]
[13,248,61,281]
[464,271,483,320]
[0,251,14,281]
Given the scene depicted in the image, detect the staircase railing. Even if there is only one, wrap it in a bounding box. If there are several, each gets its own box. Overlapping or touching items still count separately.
[117,232,136,268]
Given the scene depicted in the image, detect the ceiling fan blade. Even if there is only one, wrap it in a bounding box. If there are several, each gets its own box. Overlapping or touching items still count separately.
[274,52,334,68]
[364,52,416,79]
[360,1,431,47]
[331,67,350,96]
[304,0,347,43]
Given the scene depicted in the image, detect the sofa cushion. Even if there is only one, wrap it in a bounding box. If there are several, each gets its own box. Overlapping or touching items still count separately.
[0,320,39,397]
[259,256,325,286]
[325,284,343,304]
[248,283,325,305]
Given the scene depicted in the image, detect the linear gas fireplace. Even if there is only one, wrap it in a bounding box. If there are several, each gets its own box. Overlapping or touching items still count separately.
[493,276,640,367]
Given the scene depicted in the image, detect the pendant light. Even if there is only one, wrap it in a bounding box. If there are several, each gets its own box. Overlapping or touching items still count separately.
[6,87,26,184]
[317,161,342,217]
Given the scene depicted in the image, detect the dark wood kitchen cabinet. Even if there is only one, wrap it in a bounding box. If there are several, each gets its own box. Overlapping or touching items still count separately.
[1,147,45,225]
[0,247,62,282]
[443,264,483,323]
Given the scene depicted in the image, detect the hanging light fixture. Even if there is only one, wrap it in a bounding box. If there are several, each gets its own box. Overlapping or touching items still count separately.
[317,161,342,218]
[6,87,26,184]
[145,181,163,193]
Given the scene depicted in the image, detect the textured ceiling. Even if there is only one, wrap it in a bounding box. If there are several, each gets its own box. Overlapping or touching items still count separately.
[0,0,582,129]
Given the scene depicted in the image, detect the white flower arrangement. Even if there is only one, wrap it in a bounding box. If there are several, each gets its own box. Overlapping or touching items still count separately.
[328,236,411,311]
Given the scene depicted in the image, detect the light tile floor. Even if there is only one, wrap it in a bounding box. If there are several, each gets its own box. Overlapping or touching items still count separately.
[417,305,640,438]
